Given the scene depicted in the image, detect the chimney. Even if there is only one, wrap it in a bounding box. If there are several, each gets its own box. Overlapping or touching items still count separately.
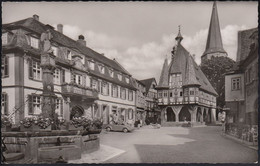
[33,14,39,21]
[77,35,86,46]
[57,24,63,34]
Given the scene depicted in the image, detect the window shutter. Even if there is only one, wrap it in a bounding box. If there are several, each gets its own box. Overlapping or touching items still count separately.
[61,69,65,83]
[28,95,33,115]
[5,56,9,76]
[28,59,33,79]
[90,78,93,88]
[4,94,8,115]
[60,98,63,117]
[125,109,128,121]
[107,83,110,96]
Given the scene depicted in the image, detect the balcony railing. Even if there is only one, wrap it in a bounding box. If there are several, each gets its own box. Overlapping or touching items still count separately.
[61,83,98,99]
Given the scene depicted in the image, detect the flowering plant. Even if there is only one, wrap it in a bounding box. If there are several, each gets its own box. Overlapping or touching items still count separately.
[1,115,12,127]
[35,115,51,129]
[92,118,103,129]
[58,117,66,125]
[20,117,37,128]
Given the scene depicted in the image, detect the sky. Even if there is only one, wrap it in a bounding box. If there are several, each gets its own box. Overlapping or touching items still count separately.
[2,2,258,82]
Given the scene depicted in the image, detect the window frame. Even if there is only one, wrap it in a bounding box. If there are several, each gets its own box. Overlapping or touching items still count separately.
[2,33,8,45]
[1,55,9,78]
[30,36,39,49]
[231,77,241,91]
[28,94,41,115]
[1,93,8,115]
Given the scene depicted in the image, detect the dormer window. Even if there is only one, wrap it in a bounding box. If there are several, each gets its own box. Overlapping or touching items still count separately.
[67,50,72,60]
[2,33,8,45]
[109,68,114,77]
[98,64,105,74]
[52,46,58,56]
[88,60,94,70]
[30,37,39,49]
[125,77,129,84]
[118,73,122,81]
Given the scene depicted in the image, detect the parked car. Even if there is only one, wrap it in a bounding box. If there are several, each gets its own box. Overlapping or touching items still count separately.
[105,124,134,133]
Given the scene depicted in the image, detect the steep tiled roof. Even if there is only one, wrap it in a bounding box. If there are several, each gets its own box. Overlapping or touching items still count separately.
[202,1,226,57]
[140,78,157,94]
[157,58,169,88]
[3,17,130,76]
[236,27,258,62]
[183,55,200,86]
[159,37,218,96]
[3,16,136,90]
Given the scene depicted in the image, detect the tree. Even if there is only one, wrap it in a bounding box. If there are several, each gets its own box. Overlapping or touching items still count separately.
[200,56,236,109]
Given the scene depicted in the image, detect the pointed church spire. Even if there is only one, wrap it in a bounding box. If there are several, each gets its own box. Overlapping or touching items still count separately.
[175,25,183,44]
[202,1,227,58]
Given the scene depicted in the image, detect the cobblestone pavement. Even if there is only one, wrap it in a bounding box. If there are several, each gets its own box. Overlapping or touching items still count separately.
[100,125,258,163]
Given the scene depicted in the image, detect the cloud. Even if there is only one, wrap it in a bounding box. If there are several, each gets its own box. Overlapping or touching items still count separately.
[55,24,247,82]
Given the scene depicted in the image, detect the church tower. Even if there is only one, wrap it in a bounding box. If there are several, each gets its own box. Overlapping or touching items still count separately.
[201,1,227,61]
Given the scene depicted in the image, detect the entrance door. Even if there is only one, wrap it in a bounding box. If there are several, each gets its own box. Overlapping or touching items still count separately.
[179,106,191,121]
[166,107,175,122]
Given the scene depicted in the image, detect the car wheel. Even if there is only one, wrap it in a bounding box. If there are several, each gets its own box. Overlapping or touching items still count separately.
[106,127,111,132]
[123,128,128,133]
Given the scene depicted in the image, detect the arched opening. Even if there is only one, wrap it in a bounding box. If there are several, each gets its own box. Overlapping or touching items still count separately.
[179,106,191,122]
[203,109,207,122]
[196,107,202,122]
[166,107,175,122]
[70,105,84,120]
[207,109,212,123]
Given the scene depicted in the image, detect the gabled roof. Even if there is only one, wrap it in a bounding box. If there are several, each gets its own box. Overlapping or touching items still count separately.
[3,17,130,76]
[203,1,226,56]
[140,78,157,94]
[157,58,169,88]
[236,27,258,62]
[3,16,136,90]
[158,32,218,96]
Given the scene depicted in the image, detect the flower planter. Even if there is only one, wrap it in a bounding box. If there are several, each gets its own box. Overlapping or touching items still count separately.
[20,124,51,132]
[68,124,83,131]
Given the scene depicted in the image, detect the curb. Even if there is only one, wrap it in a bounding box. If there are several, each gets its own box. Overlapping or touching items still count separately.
[221,133,258,151]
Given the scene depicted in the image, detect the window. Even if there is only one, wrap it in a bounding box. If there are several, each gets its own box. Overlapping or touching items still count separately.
[88,60,95,70]
[109,68,114,77]
[53,69,60,84]
[118,73,122,81]
[67,50,72,60]
[163,91,168,97]
[2,33,8,45]
[128,90,133,101]
[112,84,118,97]
[61,69,65,83]
[231,77,241,91]
[1,55,9,77]
[73,74,82,85]
[101,82,109,96]
[180,91,183,97]
[169,92,173,97]
[52,46,58,56]
[120,87,126,99]
[98,64,105,74]
[91,79,98,90]
[126,77,130,84]
[29,60,42,80]
[1,93,8,115]
[55,98,63,116]
[28,95,41,115]
[30,37,39,49]
[190,91,195,95]
[158,92,162,98]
